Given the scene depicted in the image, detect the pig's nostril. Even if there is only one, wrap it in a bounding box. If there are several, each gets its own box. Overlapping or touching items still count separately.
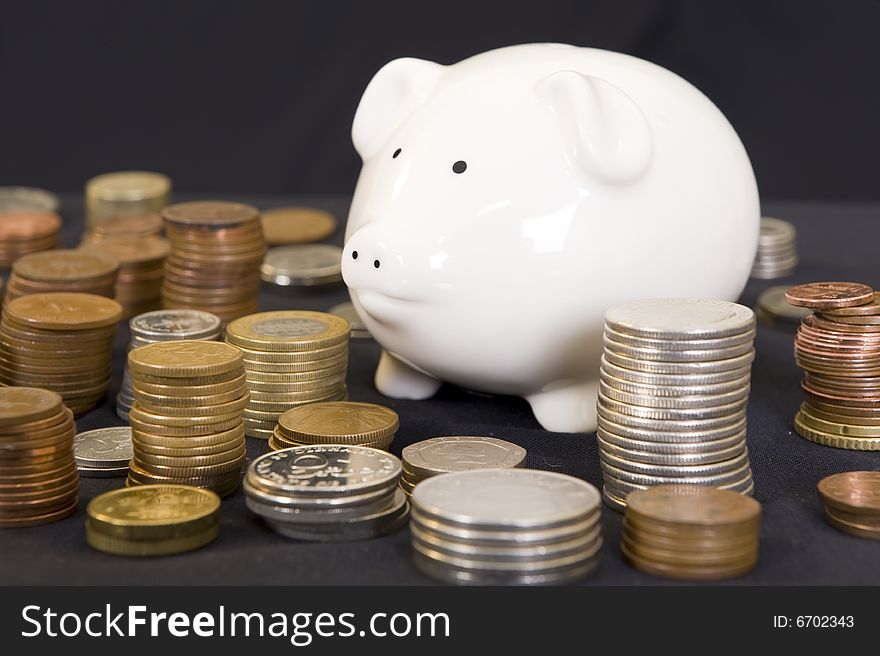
[373,260,380,269]
[352,251,358,260]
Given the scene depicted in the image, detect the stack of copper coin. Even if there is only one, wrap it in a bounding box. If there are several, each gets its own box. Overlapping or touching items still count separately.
[400,436,527,496]
[85,171,171,228]
[126,340,248,497]
[161,201,266,324]
[787,282,880,451]
[5,249,120,306]
[817,471,880,539]
[622,485,761,580]
[0,293,122,415]
[270,401,398,451]
[79,236,170,318]
[0,211,62,268]
[0,387,77,527]
[81,213,164,243]
[225,311,350,439]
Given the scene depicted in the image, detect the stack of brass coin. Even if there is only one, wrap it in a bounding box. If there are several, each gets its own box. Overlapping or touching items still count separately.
[86,485,220,556]
[0,387,78,527]
[162,201,266,323]
[271,401,397,451]
[622,485,761,580]
[85,171,171,228]
[126,341,248,496]
[400,436,526,496]
[81,213,164,243]
[261,207,338,245]
[817,471,880,539]
[598,299,756,511]
[786,282,880,451]
[0,211,62,268]
[79,236,170,318]
[0,186,59,213]
[244,445,409,541]
[755,285,811,329]
[0,293,122,415]
[750,217,798,279]
[117,309,222,420]
[74,427,133,478]
[260,245,343,287]
[5,249,120,306]
[329,302,371,339]
[225,311,350,439]
[410,469,602,585]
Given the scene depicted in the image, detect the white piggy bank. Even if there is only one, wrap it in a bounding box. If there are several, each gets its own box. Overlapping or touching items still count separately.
[342,43,759,433]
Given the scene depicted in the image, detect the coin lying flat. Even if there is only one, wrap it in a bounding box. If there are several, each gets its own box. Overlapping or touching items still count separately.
[261,207,337,245]
[74,427,133,468]
[328,302,370,338]
[0,187,59,213]
[605,299,755,340]
[260,244,343,286]
[785,282,874,309]
[756,286,812,327]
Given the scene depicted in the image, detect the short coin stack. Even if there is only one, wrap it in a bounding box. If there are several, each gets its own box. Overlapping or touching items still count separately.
[329,302,371,339]
[86,485,221,556]
[117,309,222,420]
[126,340,248,497]
[0,387,78,527]
[260,245,343,287]
[787,282,880,450]
[0,211,62,268]
[622,485,761,580]
[598,299,756,511]
[80,236,170,318]
[400,436,526,496]
[225,311,350,439]
[73,427,133,478]
[817,471,880,539]
[5,249,120,305]
[271,401,398,451]
[410,469,602,585]
[162,201,266,324]
[244,445,409,541]
[750,217,798,279]
[0,293,122,415]
[81,213,164,243]
[85,171,171,228]
[261,207,338,245]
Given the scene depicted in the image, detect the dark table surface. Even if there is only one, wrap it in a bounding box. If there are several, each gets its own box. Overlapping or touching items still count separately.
[0,194,878,586]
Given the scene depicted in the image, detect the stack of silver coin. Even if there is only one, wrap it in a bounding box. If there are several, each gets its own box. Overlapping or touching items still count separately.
[598,299,756,511]
[410,469,602,585]
[244,445,409,541]
[400,436,527,496]
[117,309,222,420]
[750,217,798,279]
[73,427,133,477]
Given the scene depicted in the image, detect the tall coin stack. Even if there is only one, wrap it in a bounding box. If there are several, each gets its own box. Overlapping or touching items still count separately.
[81,213,164,243]
[750,217,798,279]
[0,211,62,268]
[400,436,526,496]
[271,401,397,451]
[785,281,880,450]
[598,299,756,511]
[0,387,78,527]
[622,485,761,580]
[0,293,122,415]
[225,311,350,439]
[126,341,248,496]
[410,469,602,585]
[117,309,222,421]
[161,201,266,324]
[85,171,171,228]
[5,249,120,305]
[244,445,409,541]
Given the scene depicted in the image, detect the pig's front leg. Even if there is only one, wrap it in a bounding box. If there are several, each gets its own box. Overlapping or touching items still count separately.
[375,350,442,400]
[526,379,599,434]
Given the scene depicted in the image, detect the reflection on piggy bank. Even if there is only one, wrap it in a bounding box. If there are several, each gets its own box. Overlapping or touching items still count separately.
[342,44,759,433]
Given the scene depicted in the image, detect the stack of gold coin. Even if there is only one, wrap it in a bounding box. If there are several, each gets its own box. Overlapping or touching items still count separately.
[126,340,248,496]
[0,293,122,415]
[81,213,164,243]
[271,401,398,451]
[0,387,78,527]
[225,311,350,439]
[79,236,170,318]
[85,171,171,228]
[162,201,266,324]
[0,211,62,267]
[260,207,338,245]
[86,485,220,556]
[750,217,798,279]
[5,249,120,306]
[622,485,761,580]
[400,436,526,496]
[817,471,880,539]
[786,282,880,451]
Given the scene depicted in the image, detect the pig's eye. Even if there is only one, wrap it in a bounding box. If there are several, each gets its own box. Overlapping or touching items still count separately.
[392,148,401,159]
[452,160,467,174]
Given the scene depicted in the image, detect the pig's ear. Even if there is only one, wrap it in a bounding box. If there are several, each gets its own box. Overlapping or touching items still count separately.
[535,70,651,184]
[352,58,445,159]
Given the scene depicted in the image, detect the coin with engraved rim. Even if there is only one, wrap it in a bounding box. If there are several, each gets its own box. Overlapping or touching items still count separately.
[277,402,398,443]
[6,293,123,330]
[130,309,221,339]
[0,387,63,428]
[260,245,343,286]
[605,299,755,339]
[817,471,880,515]
[403,436,526,480]
[785,282,874,309]
[73,427,134,467]
[226,310,349,351]
[128,340,243,377]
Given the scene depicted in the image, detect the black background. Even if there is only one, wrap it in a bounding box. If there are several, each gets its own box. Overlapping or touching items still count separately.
[1,0,879,200]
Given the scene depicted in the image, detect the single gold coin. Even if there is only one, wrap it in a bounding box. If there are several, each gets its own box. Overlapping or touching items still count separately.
[135,392,249,417]
[131,453,245,477]
[132,422,245,448]
[86,171,170,202]
[794,413,880,450]
[225,311,349,352]
[13,249,120,282]
[135,436,244,458]
[132,385,248,409]
[277,401,398,442]
[6,293,123,330]
[128,340,243,378]
[131,373,248,398]
[86,524,219,557]
[133,442,245,468]
[79,235,169,265]
[235,341,348,363]
[128,401,243,428]
[260,207,337,245]
[0,387,63,427]
[129,414,243,438]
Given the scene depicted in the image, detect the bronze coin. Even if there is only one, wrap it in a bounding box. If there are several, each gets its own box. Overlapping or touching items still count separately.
[621,541,757,580]
[823,508,880,540]
[816,313,880,326]
[785,282,874,309]
[817,471,880,515]
[162,201,259,227]
[0,499,77,527]
[821,292,880,317]
[809,313,880,333]
[626,485,761,528]
[0,211,62,240]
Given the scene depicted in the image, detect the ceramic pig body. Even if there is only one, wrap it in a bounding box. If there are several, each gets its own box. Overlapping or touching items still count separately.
[342,44,759,433]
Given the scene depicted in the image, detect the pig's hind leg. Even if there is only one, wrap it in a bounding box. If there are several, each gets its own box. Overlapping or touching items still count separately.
[374,350,442,400]
[526,379,599,433]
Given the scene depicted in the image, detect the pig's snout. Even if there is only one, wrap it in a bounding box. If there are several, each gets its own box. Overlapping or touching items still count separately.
[342,225,410,298]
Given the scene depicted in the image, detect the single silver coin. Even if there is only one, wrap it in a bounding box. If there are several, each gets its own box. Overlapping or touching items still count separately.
[602,348,756,375]
[602,334,755,362]
[73,427,133,467]
[598,404,747,432]
[598,392,748,420]
[599,447,751,478]
[402,436,527,480]
[328,302,370,338]
[597,412,748,443]
[78,464,130,478]
[260,244,343,286]
[599,380,749,410]
[756,286,811,324]
[129,309,222,340]
[0,186,59,213]
[599,368,751,397]
[596,427,748,454]
[412,549,600,585]
[605,299,756,340]
[243,476,396,511]
[602,325,756,351]
[596,435,746,466]
[600,459,752,487]
[599,356,753,386]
